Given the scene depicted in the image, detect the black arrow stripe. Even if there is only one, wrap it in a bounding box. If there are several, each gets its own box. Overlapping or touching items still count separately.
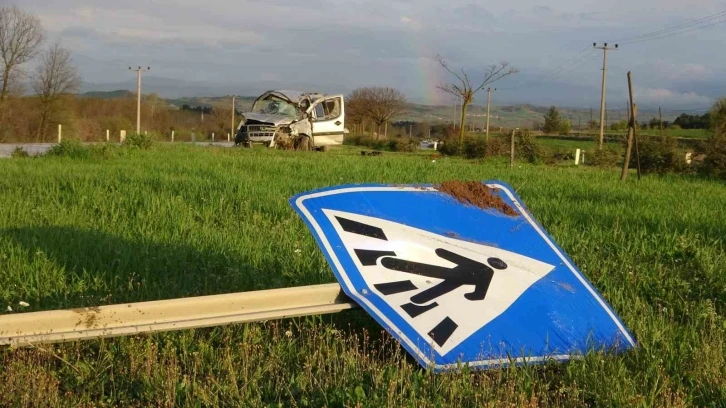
[374,280,418,295]
[335,217,388,240]
[401,301,439,318]
[354,249,396,266]
[428,317,458,347]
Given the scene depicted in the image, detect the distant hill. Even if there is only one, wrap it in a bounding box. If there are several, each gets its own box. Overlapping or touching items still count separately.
[74,89,675,128]
[80,90,135,99]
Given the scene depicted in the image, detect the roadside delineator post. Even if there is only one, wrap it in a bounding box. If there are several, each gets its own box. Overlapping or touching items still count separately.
[171,131,175,142]
[575,149,581,165]
[58,124,62,143]
[212,132,215,142]
[106,129,110,142]
[120,130,126,143]
[227,133,230,142]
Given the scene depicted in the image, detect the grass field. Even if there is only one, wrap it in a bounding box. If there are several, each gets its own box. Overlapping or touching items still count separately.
[1,144,725,407]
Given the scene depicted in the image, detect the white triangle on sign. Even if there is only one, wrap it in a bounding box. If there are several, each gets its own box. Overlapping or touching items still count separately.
[323,209,556,356]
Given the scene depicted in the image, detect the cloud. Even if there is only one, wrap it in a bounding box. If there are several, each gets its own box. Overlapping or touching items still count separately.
[16,0,726,107]
[634,87,714,107]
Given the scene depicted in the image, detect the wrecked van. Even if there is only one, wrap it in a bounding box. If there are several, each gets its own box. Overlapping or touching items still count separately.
[234,90,346,151]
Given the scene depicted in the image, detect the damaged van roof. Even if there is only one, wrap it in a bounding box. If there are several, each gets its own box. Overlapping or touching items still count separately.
[259,90,326,103]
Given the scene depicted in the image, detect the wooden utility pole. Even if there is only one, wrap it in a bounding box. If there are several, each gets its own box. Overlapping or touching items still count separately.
[486,87,495,140]
[621,71,636,182]
[659,107,663,136]
[510,128,517,169]
[626,101,630,125]
[231,95,236,140]
[594,43,618,149]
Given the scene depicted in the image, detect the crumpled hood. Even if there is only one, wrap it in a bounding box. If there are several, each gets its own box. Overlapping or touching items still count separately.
[242,112,296,126]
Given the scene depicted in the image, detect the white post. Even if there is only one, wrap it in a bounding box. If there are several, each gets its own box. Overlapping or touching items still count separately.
[58,124,62,143]
[582,152,585,165]
[227,133,230,142]
[120,130,126,143]
[144,131,147,136]
[106,129,109,142]
[575,148,581,165]
[212,132,215,142]
[171,130,175,142]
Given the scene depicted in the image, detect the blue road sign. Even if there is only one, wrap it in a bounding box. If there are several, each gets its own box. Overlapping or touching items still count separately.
[289,181,635,372]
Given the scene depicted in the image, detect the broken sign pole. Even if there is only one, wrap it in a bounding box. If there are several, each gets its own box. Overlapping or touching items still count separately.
[0,283,354,346]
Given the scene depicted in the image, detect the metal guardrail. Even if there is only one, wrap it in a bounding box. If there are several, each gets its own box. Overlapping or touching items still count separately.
[0,283,356,346]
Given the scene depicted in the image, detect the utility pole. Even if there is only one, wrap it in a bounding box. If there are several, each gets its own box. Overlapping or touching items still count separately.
[590,107,593,129]
[626,100,630,124]
[231,95,236,140]
[659,107,663,136]
[129,66,150,135]
[593,42,618,149]
[486,87,495,141]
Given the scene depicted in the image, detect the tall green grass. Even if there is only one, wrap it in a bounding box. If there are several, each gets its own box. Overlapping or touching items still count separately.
[0,144,725,406]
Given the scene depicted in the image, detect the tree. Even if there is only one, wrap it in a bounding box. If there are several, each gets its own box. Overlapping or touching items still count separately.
[709,97,726,133]
[543,106,562,134]
[346,87,407,139]
[0,6,44,100]
[435,55,517,143]
[31,41,80,141]
[560,119,571,135]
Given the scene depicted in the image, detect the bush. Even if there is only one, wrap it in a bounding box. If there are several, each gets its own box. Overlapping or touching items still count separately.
[45,139,91,159]
[387,138,419,152]
[462,137,487,159]
[559,120,571,135]
[123,132,154,150]
[631,135,684,174]
[698,132,726,180]
[486,136,510,157]
[11,147,29,158]
[438,138,462,156]
[588,147,621,167]
[345,134,420,153]
[516,130,544,164]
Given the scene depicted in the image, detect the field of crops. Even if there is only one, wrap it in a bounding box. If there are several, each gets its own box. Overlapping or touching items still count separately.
[1,144,725,407]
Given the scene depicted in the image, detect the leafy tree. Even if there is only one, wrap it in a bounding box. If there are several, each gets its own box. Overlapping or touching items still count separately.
[709,98,726,132]
[559,119,571,135]
[543,106,562,134]
[673,113,710,129]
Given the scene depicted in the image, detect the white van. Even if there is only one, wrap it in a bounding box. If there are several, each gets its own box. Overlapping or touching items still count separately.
[234,90,347,150]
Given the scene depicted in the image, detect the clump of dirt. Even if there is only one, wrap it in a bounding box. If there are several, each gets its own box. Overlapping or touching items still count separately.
[436,180,518,216]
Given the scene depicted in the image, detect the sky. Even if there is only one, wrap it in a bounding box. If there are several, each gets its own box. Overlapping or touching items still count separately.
[12,0,726,110]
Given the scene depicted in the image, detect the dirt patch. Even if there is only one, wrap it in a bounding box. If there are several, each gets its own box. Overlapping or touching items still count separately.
[436,180,518,216]
[72,306,102,329]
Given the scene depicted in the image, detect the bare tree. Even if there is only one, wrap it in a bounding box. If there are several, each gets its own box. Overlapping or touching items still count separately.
[347,87,407,139]
[31,41,80,141]
[435,55,518,144]
[0,6,44,100]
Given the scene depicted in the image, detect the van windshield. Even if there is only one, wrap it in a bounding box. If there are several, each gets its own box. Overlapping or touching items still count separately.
[252,96,298,119]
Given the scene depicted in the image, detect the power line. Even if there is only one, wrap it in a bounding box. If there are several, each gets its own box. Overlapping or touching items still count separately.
[499,48,599,90]
[616,10,726,42]
[619,14,726,44]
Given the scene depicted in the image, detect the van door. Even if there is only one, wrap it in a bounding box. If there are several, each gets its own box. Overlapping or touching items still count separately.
[309,95,345,146]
